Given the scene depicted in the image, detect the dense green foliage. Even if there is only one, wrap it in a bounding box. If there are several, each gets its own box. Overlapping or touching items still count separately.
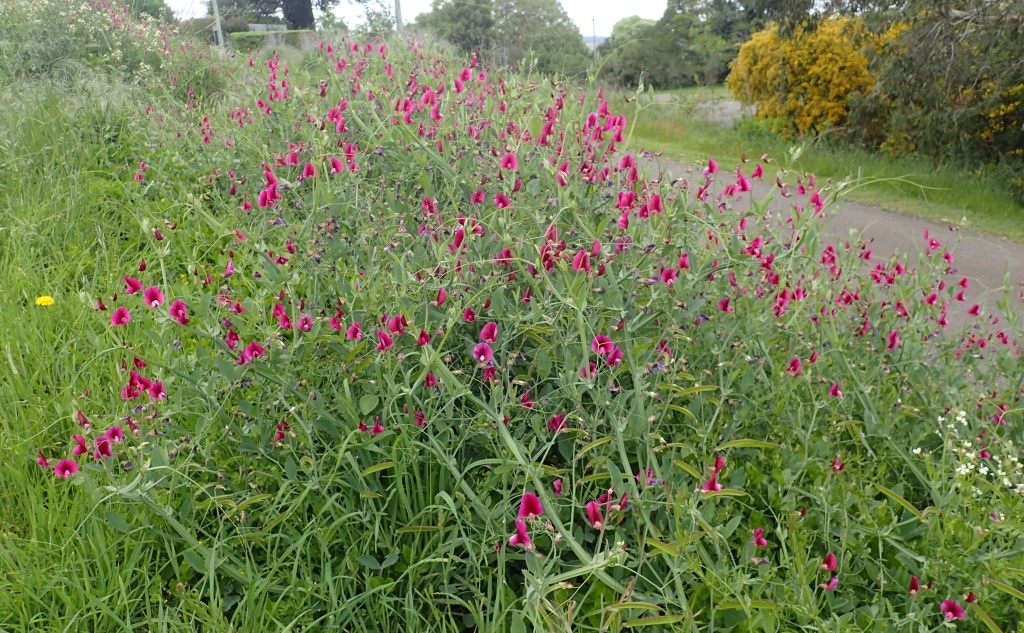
[3,2,1024,631]
[415,0,591,76]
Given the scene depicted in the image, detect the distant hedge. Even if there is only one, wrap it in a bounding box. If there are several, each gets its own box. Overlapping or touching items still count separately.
[229,30,316,52]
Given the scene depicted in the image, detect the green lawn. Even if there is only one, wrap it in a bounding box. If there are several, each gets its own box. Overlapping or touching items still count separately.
[622,92,1024,242]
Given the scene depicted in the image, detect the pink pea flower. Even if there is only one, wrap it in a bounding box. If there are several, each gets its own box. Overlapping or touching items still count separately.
[414,411,427,427]
[297,314,313,331]
[518,492,544,518]
[54,459,79,478]
[706,157,718,174]
[143,286,164,308]
[586,500,604,529]
[679,252,690,269]
[36,451,50,469]
[494,193,511,209]
[435,287,446,306]
[72,434,88,456]
[968,304,980,316]
[751,528,768,547]
[661,268,677,285]
[718,297,733,313]
[829,382,843,398]
[821,552,837,571]
[370,417,386,436]
[480,322,498,343]
[472,342,493,363]
[93,436,113,460]
[553,479,563,497]
[105,426,124,443]
[302,162,316,179]
[111,307,131,326]
[463,307,476,322]
[606,346,623,365]
[702,473,722,492]
[376,331,394,352]
[417,329,431,346]
[909,575,919,597]
[169,299,190,325]
[547,414,567,432]
[591,334,614,355]
[818,576,839,591]
[499,153,518,170]
[786,357,802,376]
[346,322,362,340]
[940,600,965,620]
[572,250,590,273]
[887,330,900,350]
[224,260,235,278]
[124,276,143,294]
[148,381,165,400]
[508,519,532,549]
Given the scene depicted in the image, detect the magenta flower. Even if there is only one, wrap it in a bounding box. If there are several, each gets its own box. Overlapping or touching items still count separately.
[111,306,131,326]
[224,260,235,278]
[499,153,518,170]
[606,346,623,366]
[148,381,165,400]
[54,459,79,478]
[786,357,802,376]
[346,322,362,340]
[414,411,427,427]
[751,528,768,547]
[330,157,345,174]
[105,426,124,443]
[480,322,498,343]
[940,600,965,620]
[494,193,511,209]
[718,297,733,313]
[302,162,316,179]
[463,307,476,322]
[547,414,567,432]
[572,250,590,273]
[702,473,722,492]
[586,501,604,529]
[471,189,485,204]
[829,382,843,398]
[508,519,532,549]
[93,436,113,460]
[36,450,50,468]
[591,334,614,355]
[435,287,447,306]
[661,268,677,285]
[818,576,839,591]
[706,157,718,174]
[821,552,837,571]
[909,575,919,596]
[124,276,143,294]
[473,342,493,363]
[887,330,901,350]
[169,300,191,325]
[143,286,164,308]
[518,492,544,518]
[376,330,394,352]
[72,434,88,456]
[553,479,563,497]
[370,417,386,436]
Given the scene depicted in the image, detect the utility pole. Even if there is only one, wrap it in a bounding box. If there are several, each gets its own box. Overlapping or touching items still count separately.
[211,0,226,54]
[394,0,403,33]
[592,16,598,65]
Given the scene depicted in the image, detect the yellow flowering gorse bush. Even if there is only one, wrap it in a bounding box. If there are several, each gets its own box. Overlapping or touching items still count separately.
[725,18,876,136]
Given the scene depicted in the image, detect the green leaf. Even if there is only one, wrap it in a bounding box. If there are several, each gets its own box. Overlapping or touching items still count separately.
[104,511,131,534]
[183,550,208,574]
[987,579,1024,602]
[673,460,702,480]
[972,603,1003,633]
[872,483,926,522]
[624,615,686,627]
[361,461,396,476]
[606,602,663,611]
[356,554,381,570]
[359,394,379,416]
[716,439,781,451]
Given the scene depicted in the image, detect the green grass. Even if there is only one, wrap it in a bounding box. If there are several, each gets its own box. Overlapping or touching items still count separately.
[624,90,1024,242]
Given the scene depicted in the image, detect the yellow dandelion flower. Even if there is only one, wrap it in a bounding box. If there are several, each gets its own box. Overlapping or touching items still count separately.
[35,295,55,307]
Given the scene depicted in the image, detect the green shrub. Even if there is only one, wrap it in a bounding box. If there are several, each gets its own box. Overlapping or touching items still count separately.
[229,29,316,52]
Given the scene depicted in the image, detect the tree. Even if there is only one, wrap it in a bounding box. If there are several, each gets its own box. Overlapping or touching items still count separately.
[132,0,175,23]
[597,17,658,87]
[491,0,591,76]
[210,0,366,30]
[416,0,494,55]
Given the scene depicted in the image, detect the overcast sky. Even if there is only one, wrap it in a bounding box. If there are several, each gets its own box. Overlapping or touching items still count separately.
[164,0,667,38]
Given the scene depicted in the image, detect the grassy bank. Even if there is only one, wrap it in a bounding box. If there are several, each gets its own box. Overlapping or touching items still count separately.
[625,87,1024,242]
